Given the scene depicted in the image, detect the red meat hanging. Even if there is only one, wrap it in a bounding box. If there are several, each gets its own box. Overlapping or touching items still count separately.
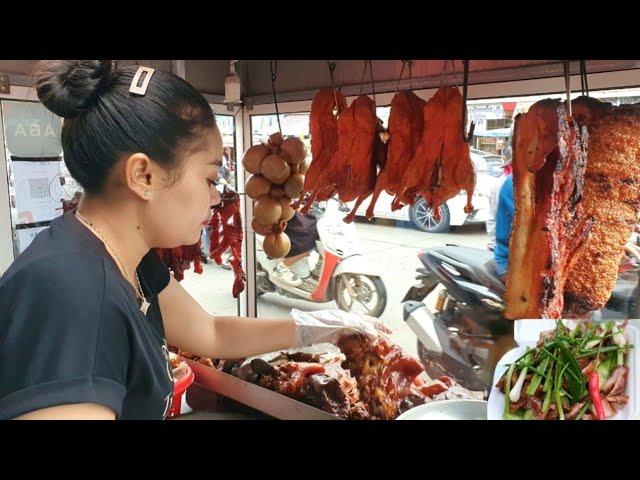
[155,243,204,282]
[207,186,246,298]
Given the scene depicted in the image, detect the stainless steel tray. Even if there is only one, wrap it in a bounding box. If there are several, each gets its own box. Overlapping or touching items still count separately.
[184,358,342,420]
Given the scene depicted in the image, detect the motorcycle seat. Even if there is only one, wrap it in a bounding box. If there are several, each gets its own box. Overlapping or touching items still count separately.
[438,246,505,295]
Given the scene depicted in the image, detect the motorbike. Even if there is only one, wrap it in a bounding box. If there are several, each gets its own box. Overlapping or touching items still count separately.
[401,243,640,392]
[256,197,388,318]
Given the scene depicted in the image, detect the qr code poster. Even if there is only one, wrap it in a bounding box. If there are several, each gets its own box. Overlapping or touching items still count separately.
[12,161,63,225]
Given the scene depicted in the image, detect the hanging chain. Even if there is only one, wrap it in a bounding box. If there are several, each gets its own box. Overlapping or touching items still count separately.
[270,60,282,134]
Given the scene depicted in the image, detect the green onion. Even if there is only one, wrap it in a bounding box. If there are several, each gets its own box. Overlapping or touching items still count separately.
[542,369,554,414]
[575,345,632,358]
[503,362,517,419]
[542,360,554,394]
[510,348,531,403]
[526,357,549,396]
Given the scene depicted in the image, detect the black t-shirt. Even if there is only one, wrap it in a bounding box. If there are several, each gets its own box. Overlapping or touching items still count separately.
[0,211,173,420]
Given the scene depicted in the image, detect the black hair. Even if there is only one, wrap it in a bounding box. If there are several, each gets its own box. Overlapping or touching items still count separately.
[35,60,216,193]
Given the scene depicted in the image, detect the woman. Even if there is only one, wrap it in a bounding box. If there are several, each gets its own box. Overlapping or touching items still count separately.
[0,61,386,420]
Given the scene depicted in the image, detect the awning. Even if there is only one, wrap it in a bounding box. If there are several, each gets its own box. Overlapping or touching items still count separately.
[474,128,511,138]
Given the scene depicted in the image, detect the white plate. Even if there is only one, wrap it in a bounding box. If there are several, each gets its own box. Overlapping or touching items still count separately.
[487,323,639,420]
[396,399,487,420]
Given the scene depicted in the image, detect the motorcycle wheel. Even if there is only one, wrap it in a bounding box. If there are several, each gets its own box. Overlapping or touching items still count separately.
[417,341,488,392]
[410,198,450,233]
[333,274,387,318]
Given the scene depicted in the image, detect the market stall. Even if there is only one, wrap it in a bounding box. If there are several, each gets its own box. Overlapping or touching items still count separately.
[2,59,640,420]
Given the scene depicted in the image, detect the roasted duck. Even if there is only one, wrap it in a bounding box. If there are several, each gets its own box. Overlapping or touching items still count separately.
[299,88,347,211]
[366,90,425,219]
[210,335,474,420]
[241,350,370,419]
[393,86,475,220]
[336,95,380,222]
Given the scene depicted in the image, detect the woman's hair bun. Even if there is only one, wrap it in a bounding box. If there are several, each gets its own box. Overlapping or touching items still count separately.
[35,60,114,119]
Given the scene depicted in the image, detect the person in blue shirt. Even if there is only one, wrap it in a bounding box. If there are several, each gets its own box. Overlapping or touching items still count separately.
[493,174,514,282]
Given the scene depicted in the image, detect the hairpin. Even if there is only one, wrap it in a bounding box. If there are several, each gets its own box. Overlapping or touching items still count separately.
[129,66,155,96]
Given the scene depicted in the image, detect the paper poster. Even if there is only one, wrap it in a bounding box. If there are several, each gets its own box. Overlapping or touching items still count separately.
[16,226,48,254]
[11,160,63,225]
[1,100,63,158]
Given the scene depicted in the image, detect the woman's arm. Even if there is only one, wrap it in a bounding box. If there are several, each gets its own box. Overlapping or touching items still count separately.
[159,276,297,359]
[15,403,116,420]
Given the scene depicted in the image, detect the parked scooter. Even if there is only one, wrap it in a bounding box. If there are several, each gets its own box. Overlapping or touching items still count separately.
[401,244,640,392]
[256,198,388,317]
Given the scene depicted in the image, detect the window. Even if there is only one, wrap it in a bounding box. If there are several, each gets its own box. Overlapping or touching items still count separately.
[249,107,491,361]
[214,113,238,190]
[485,118,512,130]
[247,87,640,390]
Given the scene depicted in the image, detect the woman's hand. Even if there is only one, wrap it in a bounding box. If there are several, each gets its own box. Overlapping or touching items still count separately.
[290,309,392,347]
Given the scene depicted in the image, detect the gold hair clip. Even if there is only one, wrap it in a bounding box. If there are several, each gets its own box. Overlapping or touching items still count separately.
[129,66,155,95]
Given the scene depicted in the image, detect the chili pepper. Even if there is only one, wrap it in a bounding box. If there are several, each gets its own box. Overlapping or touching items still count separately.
[588,370,606,420]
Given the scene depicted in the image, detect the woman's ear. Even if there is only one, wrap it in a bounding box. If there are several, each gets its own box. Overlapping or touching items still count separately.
[124,153,154,201]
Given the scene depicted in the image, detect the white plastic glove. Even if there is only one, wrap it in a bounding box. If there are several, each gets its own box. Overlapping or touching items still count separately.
[290,308,392,348]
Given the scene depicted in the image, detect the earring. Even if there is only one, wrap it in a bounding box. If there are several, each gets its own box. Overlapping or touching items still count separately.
[144,190,151,198]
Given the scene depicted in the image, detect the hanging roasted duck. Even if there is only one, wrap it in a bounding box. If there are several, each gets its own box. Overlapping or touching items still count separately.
[393,86,475,220]
[298,88,347,212]
[335,95,381,223]
[366,90,425,219]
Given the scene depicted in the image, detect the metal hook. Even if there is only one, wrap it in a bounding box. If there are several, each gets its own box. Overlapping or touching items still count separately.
[580,60,589,97]
[408,60,414,91]
[564,60,572,117]
[395,60,407,93]
[269,60,282,134]
[368,60,376,104]
[359,60,368,95]
[327,61,341,115]
[461,60,475,144]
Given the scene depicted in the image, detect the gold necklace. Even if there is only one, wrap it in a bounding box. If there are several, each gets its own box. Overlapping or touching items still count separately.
[75,210,150,315]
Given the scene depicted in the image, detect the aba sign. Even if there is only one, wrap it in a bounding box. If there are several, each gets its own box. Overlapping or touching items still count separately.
[2,101,63,158]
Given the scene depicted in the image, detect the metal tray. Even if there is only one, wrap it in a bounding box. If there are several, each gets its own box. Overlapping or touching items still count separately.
[184,358,342,420]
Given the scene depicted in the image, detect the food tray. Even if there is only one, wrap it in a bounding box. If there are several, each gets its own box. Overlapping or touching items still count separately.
[487,322,640,420]
[183,358,342,420]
